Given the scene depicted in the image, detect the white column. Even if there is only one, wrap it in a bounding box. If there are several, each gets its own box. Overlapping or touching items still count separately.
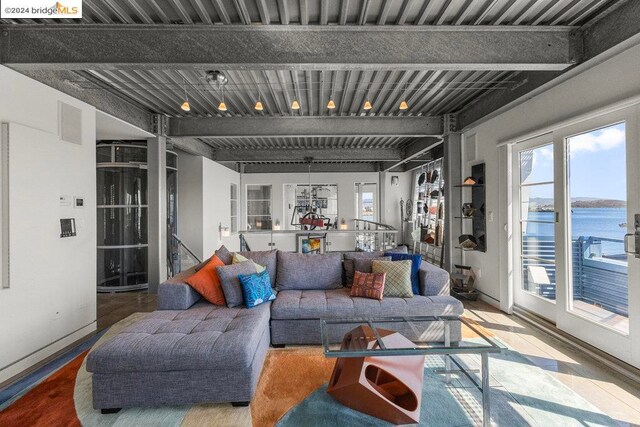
[147,135,167,293]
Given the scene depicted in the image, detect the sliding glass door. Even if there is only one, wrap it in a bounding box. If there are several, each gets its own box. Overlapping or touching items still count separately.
[513,107,640,366]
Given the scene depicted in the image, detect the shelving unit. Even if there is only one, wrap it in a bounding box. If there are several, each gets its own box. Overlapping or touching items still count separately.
[455,163,487,253]
[412,158,445,266]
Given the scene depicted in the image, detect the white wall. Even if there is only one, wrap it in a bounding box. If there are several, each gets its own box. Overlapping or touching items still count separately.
[0,65,97,384]
[462,43,640,309]
[177,152,241,260]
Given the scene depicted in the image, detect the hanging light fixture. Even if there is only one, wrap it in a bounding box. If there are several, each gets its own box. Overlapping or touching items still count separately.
[363,100,372,110]
[291,99,300,110]
[180,77,191,112]
[399,83,409,110]
[327,73,336,109]
[218,86,227,111]
[254,91,264,111]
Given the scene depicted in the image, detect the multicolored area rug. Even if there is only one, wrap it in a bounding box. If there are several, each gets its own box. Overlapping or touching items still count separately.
[0,314,617,426]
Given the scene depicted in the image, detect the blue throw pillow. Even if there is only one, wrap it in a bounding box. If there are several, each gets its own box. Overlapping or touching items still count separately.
[384,253,422,295]
[238,270,276,308]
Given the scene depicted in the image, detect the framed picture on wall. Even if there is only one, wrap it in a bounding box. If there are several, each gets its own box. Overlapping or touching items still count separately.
[296,233,326,254]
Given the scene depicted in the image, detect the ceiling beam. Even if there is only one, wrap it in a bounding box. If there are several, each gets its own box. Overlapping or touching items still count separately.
[14,69,154,134]
[0,25,578,71]
[382,136,443,172]
[457,0,640,129]
[215,148,402,162]
[170,116,443,138]
[241,162,380,173]
[169,137,216,159]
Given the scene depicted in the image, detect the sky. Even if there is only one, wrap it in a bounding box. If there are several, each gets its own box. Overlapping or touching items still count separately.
[522,122,627,201]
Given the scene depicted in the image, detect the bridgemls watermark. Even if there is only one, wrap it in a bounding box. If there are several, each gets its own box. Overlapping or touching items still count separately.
[1,1,82,18]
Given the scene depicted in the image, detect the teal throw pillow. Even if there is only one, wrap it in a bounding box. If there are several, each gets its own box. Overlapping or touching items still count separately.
[238,270,276,308]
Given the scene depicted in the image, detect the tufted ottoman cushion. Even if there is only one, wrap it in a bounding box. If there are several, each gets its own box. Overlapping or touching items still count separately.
[87,301,271,374]
[270,288,463,320]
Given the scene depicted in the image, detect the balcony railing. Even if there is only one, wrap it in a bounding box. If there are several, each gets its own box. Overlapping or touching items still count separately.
[522,235,628,316]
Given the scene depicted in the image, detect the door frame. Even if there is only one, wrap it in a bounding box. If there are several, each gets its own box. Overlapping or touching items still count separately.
[553,107,638,366]
[508,104,640,368]
[511,133,557,323]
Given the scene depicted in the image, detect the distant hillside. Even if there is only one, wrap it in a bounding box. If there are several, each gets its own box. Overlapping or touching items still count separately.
[571,199,626,208]
[528,197,626,210]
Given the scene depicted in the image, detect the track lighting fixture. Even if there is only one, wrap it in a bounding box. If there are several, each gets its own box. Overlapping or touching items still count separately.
[291,99,300,110]
[363,100,372,110]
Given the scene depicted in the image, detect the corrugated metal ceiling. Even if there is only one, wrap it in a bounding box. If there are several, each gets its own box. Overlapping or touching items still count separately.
[0,0,614,26]
[1,0,617,164]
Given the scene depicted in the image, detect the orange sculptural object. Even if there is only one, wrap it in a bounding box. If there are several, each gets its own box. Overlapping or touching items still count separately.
[326,326,425,425]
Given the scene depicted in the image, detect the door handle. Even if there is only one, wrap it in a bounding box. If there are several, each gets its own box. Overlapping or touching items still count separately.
[624,233,639,257]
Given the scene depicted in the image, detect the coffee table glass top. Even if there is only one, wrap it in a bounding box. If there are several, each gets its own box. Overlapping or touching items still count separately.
[321,316,504,358]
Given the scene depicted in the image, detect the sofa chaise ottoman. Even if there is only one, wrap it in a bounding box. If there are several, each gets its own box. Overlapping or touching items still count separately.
[86,297,271,412]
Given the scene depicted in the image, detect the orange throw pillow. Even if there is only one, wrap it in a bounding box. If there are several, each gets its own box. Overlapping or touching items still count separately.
[185,255,226,305]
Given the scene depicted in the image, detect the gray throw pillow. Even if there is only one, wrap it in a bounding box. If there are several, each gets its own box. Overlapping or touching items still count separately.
[237,250,278,287]
[217,261,257,307]
[276,252,343,291]
[215,245,233,265]
[343,251,385,285]
[350,256,392,286]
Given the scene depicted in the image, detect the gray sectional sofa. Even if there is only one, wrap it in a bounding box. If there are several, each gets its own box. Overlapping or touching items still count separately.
[87,249,463,412]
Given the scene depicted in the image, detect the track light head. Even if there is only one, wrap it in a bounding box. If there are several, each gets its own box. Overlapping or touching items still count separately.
[206,70,228,87]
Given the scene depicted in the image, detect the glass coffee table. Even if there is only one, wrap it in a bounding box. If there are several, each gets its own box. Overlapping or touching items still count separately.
[320,316,503,426]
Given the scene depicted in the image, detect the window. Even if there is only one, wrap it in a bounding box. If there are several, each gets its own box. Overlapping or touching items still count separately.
[355,183,377,222]
[246,185,272,230]
[230,183,238,233]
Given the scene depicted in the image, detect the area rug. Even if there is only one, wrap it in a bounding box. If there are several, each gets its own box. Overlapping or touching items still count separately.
[0,313,617,426]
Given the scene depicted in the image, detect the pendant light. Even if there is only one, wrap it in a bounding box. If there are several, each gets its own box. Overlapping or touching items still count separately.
[399,83,408,110]
[254,91,264,111]
[363,100,372,110]
[291,99,300,110]
[218,86,227,111]
[327,73,336,109]
[180,77,191,112]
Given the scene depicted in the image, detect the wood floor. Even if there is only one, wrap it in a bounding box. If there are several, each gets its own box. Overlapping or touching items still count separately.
[96,291,157,331]
[463,299,640,426]
[95,292,640,425]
